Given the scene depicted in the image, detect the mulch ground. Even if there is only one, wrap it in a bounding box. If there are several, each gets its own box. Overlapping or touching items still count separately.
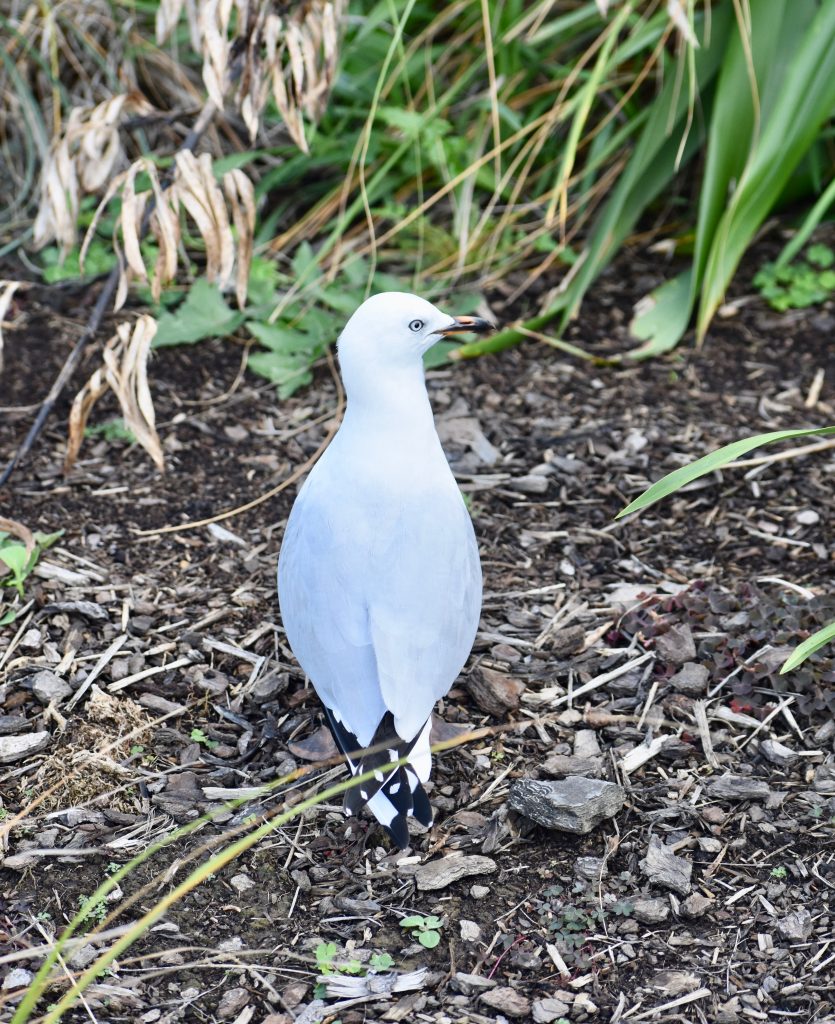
[2,240,835,1024]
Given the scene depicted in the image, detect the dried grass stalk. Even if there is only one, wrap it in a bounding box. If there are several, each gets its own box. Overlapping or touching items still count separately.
[156,0,344,149]
[33,93,152,256]
[80,152,254,312]
[65,315,164,472]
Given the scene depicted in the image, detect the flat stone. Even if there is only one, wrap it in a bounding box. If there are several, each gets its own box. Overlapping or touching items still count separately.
[19,628,42,651]
[480,986,531,1017]
[216,987,249,1018]
[2,967,33,991]
[669,662,709,695]
[532,997,571,1023]
[460,919,481,942]
[681,892,713,917]
[415,854,497,891]
[453,973,496,995]
[708,773,771,801]
[31,671,71,705]
[508,776,625,833]
[470,885,490,899]
[777,909,813,942]
[633,897,669,924]
[573,729,602,758]
[813,765,835,794]
[0,716,28,736]
[575,856,607,881]
[759,739,798,768]
[655,623,696,664]
[0,731,50,764]
[640,836,692,895]
[466,667,525,716]
[230,873,256,893]
[541,754,603,778]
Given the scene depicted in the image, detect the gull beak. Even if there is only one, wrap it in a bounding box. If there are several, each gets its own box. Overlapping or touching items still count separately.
[435,314,496,337]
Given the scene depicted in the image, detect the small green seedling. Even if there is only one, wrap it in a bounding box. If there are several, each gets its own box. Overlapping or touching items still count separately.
[399,914,443,949]
[84,418,137,444]
[189,728,218,750]
[0,529,63,599]
[754,244,835,311]
[77,893,107,925]
[369,952,394,971]
[770,866,787,880]
[317,942,361,975]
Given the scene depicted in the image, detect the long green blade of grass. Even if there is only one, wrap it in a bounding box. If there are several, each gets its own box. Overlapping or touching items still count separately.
[781,621,835,674]
[616,426,835,518]
[697,0,835,340]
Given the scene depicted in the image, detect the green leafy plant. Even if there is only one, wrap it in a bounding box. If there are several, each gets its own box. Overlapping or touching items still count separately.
[770,866,788,880]
[84,418,137,444]
[617,425,835,672]
[399,913,443,949]
[0,529,62,600]
[754,244,835,311]
[189,728,218,750]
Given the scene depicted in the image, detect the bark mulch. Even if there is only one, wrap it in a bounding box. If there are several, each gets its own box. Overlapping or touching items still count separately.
[1,244,834,1023]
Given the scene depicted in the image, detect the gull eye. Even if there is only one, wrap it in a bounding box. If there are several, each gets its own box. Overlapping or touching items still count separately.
[408,319,424,333]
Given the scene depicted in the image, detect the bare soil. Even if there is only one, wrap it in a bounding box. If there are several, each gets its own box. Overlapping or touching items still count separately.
[2,242,835,1023]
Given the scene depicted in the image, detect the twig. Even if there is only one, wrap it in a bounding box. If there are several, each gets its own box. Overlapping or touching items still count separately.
[0,99,217,488]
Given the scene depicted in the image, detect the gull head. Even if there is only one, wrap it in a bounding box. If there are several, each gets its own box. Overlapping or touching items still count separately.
[338,292,494,373]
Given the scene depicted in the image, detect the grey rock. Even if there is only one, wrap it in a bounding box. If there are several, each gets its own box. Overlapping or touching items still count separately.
[813,765,835,794]
[541,753,603,778]
[453,973,496,995]
[229,873,256,893]
[573,729,602,758]
[640,836,692,895]
[43,601,110,622]
[655,623,696,664]
[681,892,713,917]
[0,731,50,764]
[216,987,249,1019]
[670,662,709,695]
[480,986,531,1017]
[532,997,571,1023]
[509,776,625,833]
[796,509,820,525]
[509,474,549,494]
[466,666,525,716]
[708,773,770,801]
[68,943,99,969]
[20,628,42,651]
[814,720,835,744]
[138,693,185,716]
[759,739,798,768]
[459,919,481,942]
[470,884,490,899]
[0,716,28,736]
[2,967,33,991]
[575,856,607,881]
[415,854,497,891]
[777,909,813,942]
[31,670,71,705]
[633,897,669,924]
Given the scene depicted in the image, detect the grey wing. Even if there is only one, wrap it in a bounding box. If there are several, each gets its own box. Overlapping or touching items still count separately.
[368,490,482,741]
[279,473,481,746]
[277,476,388,747]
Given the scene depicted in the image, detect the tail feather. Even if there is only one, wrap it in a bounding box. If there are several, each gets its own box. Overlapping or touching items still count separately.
[322,707,433,848]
